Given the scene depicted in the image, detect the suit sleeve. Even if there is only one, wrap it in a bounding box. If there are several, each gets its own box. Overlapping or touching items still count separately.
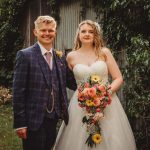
[65,58,77,91]
[12,51,29,129]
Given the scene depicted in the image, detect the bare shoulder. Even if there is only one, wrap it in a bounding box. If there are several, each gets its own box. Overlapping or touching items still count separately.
[101,47,113,59]
[101,47,112,55]
[66,51,78,61]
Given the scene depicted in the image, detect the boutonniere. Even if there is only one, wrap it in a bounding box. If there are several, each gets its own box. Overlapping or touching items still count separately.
[55,50,63,58]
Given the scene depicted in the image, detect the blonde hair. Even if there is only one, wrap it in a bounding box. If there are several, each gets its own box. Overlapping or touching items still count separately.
[34,15,57,29]
[73,20,105,59]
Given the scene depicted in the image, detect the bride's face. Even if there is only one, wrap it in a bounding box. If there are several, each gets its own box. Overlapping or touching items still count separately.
[78,24,94,45]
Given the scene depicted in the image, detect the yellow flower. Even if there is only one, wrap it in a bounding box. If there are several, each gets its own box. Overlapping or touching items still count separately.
[55,50,63,58]
[91,75,100,83]
[92,134,102,144]
[86,100,94,106]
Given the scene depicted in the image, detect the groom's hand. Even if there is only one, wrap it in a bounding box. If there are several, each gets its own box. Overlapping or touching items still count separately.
[16,128,27,139]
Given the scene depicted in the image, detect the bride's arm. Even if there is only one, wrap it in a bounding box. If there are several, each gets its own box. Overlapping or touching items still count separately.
[66,51,76,70]
[102,47,123,94]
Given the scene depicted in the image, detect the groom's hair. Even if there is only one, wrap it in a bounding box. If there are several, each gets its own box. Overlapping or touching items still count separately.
[34,15,57,29]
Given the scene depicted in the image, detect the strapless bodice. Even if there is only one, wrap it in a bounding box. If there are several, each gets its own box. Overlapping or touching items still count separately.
[73,61,108,85]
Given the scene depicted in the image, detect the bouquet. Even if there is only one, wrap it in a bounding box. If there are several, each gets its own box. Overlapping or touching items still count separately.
[78,74,112,148]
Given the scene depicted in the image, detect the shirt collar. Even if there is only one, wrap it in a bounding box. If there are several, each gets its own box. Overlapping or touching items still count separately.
[38,41,53,56]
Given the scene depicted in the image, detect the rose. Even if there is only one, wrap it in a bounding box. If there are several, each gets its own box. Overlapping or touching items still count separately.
[87,87,96,97]
[97,85,106,95]
[93,98,101,106]
[78,92,85,101]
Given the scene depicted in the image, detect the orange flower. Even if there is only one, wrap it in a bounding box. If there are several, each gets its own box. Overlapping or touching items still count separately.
[87,87,96,97]
[93,98,100,106]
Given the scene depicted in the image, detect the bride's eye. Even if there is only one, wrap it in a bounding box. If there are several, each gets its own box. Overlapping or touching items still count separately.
[89,30,94,34]
[81,30,86,33]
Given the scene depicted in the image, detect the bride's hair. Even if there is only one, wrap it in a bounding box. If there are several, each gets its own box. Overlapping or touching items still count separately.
[73,20,105,60]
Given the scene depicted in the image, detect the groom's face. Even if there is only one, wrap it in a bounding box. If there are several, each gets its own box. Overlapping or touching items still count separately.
[34,22,56,47]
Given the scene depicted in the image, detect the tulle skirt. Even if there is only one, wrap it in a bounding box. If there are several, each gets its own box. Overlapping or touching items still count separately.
[53,91,136,150]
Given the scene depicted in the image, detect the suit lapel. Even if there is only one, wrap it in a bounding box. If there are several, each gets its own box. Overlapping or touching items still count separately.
[33,43,51,88]
[53,50,65,89]
[53,50,63,79]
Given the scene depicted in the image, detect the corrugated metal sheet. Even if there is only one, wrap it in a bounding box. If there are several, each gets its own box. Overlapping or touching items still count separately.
[54,0,99,50]
[23,0,100,49]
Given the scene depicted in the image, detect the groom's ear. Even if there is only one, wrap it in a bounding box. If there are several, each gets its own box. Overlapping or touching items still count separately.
[33,29,38,37]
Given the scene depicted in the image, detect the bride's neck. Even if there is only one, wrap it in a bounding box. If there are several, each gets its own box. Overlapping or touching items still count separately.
[80,44,94,52]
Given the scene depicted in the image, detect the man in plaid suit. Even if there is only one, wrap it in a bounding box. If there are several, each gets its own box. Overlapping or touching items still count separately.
[13,16,77,150]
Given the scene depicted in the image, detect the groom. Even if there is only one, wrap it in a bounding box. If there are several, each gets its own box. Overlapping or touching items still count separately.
[12,15,77,150]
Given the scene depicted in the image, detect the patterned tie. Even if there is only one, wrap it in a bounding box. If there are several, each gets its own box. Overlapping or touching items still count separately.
[45,52,52,68]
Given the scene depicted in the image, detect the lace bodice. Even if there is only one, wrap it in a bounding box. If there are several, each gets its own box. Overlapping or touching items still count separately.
[73,61,108,85]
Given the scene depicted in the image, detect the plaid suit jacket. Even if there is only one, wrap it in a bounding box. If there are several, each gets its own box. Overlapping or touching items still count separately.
[13,43,77,130]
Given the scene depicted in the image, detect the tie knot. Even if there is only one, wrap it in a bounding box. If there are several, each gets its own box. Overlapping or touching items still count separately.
[45,51,52,56]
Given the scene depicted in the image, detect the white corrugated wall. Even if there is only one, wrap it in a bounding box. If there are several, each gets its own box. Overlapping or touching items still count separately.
[54,0,99,50]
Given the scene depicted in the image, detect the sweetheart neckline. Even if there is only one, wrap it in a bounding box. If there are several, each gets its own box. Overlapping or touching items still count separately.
[72,60,106,71]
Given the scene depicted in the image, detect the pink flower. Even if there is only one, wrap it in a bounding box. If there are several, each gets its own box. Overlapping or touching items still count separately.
[93,98,100,106]
[96,108,101,112]
[87,87,96,97]
[82,88,89,95]
[78,92,85,101]
[97,85,106,93]
[98,95,105,101]
[84,82,90,88]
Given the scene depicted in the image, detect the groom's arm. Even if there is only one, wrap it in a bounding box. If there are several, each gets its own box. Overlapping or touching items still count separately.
[13,50,29,129]
[66,62,77,91]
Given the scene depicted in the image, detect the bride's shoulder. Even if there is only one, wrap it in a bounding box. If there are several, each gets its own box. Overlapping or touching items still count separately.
[101,47,111,54]
[67,51,78,60]
[100,47,114,62]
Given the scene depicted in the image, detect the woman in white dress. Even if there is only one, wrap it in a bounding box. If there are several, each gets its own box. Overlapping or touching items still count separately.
[53,20,136,150]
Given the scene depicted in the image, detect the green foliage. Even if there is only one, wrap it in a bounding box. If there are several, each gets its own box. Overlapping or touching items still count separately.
[0,0,29,86]
[0,104,22,149]
[47,0,61,24]
[91,0,150,149]
[124,36,150,149]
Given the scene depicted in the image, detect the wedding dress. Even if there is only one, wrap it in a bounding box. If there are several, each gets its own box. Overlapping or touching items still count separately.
[53,61,136,150]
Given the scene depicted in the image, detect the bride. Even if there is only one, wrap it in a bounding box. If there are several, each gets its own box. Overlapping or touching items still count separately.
[53,20,136,150]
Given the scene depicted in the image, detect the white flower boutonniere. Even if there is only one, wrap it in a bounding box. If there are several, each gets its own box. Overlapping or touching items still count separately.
[55,50,63,58]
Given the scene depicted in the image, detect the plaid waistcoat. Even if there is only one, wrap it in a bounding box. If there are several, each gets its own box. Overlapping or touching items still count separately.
[45,57,61,118]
